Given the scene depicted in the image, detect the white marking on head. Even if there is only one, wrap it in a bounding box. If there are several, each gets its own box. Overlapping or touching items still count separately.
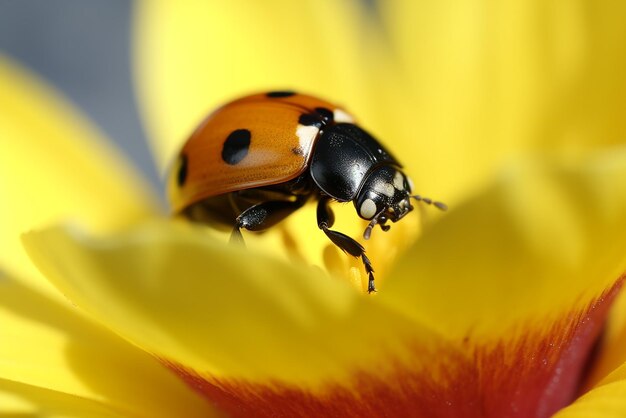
[360,199,377,219]
[393,172,405,190]
[333,109,354,123]
[296,124,320,149]
[374,181,395,197]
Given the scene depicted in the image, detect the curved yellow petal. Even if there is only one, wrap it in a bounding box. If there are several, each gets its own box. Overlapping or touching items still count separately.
[133,0,372,172]
[553,380,626,418]
[161,283,619,418]
[377,1,626,203]
[22,218,623,416]
[22,220,449,387]
[382,147,626,339]
[0,379,127,418]
[582,288,626,389]
[0,273,219,418]
[0,55,159,297]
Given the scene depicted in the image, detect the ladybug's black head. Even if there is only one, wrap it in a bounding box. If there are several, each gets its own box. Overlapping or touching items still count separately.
[355,166,448,239]
[354,166,414,239]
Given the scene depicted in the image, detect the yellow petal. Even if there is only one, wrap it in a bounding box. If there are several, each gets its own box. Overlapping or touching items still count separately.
[0,55,158,297]
[377,2,626,203]
[0,272,219,418]
[133,0,373,172]
[22,217,623,415]
[382,146,626,339]
[0,379,127,418]
[553,380,626,418]
[160,283,619,417]
[22,220,451,388]
[582,287,626,389]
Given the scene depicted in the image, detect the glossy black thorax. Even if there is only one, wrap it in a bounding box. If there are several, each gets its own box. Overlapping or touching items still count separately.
[309,123,402,202]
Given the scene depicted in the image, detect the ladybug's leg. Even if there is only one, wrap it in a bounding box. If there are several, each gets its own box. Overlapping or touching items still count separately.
[316,197,376,293]
[231,195,307,244]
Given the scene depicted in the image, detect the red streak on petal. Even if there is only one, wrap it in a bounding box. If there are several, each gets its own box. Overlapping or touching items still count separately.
[162,277,623,418]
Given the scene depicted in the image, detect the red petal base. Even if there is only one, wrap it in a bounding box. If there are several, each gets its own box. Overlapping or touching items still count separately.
[163,277,623,418]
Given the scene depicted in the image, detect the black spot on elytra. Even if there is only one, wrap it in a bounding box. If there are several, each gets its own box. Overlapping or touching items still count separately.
[177,154,188,187]
[298,113,323,128]
[291,146,304,156]
[315,107,334,123]
[222,129,251,165]
[267,91,296,98]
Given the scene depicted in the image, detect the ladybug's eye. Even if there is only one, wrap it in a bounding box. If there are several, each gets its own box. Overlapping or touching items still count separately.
[359,197,378,219]
[406,176,414,193]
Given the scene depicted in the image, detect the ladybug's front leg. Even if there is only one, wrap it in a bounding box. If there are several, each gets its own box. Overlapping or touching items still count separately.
[230,195,307,244]
[316,197,376,293]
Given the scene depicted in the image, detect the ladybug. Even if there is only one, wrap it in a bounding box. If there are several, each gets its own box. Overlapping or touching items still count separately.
[168,91,446,293]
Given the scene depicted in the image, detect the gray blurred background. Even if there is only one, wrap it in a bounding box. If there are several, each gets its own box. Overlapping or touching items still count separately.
[0,0,161,190]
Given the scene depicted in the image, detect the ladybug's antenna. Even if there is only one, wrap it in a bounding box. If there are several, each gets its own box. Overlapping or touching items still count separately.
[363,215,391,240]
[363,217,378,240]
[411,195,448,211]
